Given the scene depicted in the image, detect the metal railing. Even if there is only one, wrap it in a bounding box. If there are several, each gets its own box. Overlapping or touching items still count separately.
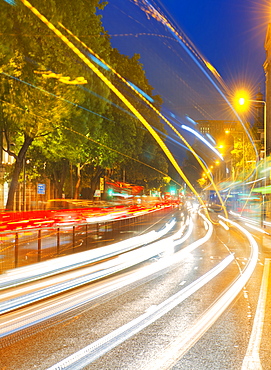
[0,207,176,273]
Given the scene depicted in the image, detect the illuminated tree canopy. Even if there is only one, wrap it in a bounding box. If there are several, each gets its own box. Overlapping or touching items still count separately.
[0,0,167,208]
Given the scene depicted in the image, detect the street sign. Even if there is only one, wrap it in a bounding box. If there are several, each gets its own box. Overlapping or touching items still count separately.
[100,177,104,192]
[94,189,101,197]
[37,183,46,195]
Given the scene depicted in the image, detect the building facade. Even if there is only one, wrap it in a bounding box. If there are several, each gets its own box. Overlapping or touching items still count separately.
[264,24,271,155]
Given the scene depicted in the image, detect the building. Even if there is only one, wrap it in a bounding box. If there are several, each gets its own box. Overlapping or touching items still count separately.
[0,131,15,210]
[264,24,271,155]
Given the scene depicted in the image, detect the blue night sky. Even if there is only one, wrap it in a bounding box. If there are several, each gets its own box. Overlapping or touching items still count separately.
[157,0,268,93]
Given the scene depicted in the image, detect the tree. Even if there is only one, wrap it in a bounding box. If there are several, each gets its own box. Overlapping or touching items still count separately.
[0,0,111,208]
[0,0,169,207]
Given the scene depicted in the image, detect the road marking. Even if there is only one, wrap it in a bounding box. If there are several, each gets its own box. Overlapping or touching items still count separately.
[241,258,270,370]
[46,255,234,370]
[145,216,259,370]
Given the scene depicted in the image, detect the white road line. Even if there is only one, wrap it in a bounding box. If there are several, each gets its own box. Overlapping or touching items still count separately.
[145,216,259,370]
[46,255,234,370]
[241,258,270,370]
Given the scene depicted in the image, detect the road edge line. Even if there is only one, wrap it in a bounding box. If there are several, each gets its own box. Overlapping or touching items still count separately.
[241,257,270,370]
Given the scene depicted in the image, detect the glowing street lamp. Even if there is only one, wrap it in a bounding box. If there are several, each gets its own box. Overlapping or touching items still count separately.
[236,93,266,162]
[236,93,267,225]
[238,97,246,106]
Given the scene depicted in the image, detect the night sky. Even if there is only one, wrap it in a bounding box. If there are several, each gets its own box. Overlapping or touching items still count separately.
[156,0,269,95]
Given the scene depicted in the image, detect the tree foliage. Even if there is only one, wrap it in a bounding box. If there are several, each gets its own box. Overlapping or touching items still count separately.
[0,0,168,209]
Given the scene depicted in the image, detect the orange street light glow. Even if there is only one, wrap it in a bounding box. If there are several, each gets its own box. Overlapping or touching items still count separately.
[234,90,251,112]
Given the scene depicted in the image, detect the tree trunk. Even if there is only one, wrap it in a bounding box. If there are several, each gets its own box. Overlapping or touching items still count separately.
[90,166,103,200]
[52,159,69,198]
[74,163,81,199]
[6,134,33,211]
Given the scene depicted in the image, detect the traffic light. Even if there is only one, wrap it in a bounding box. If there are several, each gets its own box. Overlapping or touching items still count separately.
[170,187,176,196]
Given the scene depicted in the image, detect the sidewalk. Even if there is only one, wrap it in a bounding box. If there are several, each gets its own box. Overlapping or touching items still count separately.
[228,210,271,254]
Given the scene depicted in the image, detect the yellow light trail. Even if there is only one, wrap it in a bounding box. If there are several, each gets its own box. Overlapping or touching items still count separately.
[58,23,227,219]
[20,0,212,215]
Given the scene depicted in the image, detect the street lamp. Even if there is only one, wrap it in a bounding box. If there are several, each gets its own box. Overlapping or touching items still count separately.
[238,97,266,178]
[238,96,267,225]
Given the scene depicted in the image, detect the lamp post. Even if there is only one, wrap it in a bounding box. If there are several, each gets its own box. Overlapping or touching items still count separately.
[238,97,266,174]
[238,97,267,225]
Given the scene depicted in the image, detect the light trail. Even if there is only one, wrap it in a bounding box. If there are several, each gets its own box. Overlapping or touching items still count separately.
[143,215,259,370]
[219,220,229,231]
[181,124,224,160]
[0,218,176,290]
[35,212,212,369]
[58,22,227,219]
[0,214,194,338]
[18,0,205,213]
[46,255,234,370]
[0,220,180,314]
[134,0,258,160]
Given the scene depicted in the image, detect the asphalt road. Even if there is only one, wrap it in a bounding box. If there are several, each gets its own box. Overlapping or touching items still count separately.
[1,208,271,370]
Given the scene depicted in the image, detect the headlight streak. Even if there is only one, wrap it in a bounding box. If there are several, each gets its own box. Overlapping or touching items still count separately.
[2,217,195,314]
[0,212,200,338]
[0,211,213,343]
[244,223,270,235]
[219,220,229,231]
[0,215,193,338]
[45,255,234,370]
[142,215,259,370]
[0,218,176,291]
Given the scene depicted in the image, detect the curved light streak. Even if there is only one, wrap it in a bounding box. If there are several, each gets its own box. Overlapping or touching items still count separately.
[0,212,210,342]
[57,23,226,219]
[143,215,259,369]
[0,218,176,290]
[19,0,210,216]
[0,216,193,335]
[135,0,258,161]
[45,222,234,370]
[181,124,224,160]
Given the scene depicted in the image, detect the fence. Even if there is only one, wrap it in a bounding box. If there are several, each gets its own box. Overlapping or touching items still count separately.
[0,206,176,273]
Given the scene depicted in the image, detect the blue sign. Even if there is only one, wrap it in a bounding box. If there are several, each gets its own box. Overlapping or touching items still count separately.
[37,183,46,195]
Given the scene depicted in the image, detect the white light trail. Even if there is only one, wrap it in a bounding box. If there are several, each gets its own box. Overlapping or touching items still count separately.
[144,216,259,370]
[181,124,224,160]
[0,213,202,338]
[0,219,176,290]
[46,254,234,370]
[219,220,229,230]
[244,223,270,235]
